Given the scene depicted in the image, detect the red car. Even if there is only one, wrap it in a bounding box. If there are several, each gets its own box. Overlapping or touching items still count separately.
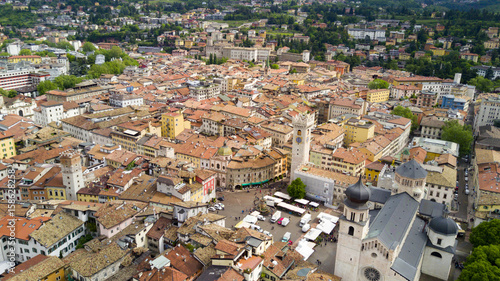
[277,218,284,225]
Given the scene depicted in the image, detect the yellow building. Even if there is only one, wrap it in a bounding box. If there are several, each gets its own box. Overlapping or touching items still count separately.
[46,186,66,200]
[431,48,446,56]
[77,192,99,203]
[343,118,375,146]
[0,131,16,159]
[366,89,390,103]
[331,147,367,176]
[175,39,184,47]
[484,39,500,49]
[184,40,194,49]
[365,161,386,184]
[161,112,190,139]
[8,55,42,64]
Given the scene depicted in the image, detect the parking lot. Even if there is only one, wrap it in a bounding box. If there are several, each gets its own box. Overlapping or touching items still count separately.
[212,188,338,274]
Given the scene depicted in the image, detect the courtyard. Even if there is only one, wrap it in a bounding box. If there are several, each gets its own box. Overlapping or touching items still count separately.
[215,188,340,274]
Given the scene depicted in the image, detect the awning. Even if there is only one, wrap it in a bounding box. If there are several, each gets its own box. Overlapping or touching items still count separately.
[309,202,320,207]
[295,199,310,205]
[242,183,252,187]
[262,179,270,183]
[304,228,322,241]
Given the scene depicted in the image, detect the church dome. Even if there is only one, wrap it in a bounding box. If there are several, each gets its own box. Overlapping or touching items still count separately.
[428,216,458,236]
[396,159,427,179]
[218,143,232,156]
[345,176,371,205]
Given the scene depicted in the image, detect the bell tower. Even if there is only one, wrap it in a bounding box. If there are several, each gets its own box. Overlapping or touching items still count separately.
[290,113,314,178]
[335,176,371,281]
[61,150,83,200]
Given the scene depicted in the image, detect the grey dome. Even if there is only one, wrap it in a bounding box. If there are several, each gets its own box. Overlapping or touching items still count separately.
[345,176,371,205]
[428,216,458,236]
[396,159,427,179]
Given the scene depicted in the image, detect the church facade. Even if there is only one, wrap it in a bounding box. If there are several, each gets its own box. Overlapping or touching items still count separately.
[335,168,458,281]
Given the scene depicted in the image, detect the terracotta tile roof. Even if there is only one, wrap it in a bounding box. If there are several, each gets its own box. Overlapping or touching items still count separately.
[165,245,203,277]
[217,268,244,281]
[67,242,128,277]
[134,267,188,281]
[0,216,49,240]
[30,212,84,247]
[3,255,65,281]
[94,201,147,229]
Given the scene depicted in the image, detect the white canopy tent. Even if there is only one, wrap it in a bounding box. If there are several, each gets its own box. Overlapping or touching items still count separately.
[309,202,320,207]
[317,220,336,234]
[243,215,258,224]
[317,212,339,224]
[295,198,310,205]
[277,202,306,215]
[274,191,292,201]
[295,239,315,261]
[304,228,322,241]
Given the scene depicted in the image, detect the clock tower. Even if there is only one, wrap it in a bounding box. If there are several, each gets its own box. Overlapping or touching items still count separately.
[291,113,314,178]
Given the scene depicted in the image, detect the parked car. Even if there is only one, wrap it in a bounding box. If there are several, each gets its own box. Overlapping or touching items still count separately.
[465,176,468,182]
[218,196,225,201]
[281,218,290,226]
[454,193,459,201]
[208,207,216,212]
[257,215,266,221]
[263,231,273,237]
[465,188,470,195]
[277,218,284,225]
[464,170,468,177]
[281,232,291,242]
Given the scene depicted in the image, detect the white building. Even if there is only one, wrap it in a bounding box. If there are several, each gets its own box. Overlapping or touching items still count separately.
[0,212,85,263]
[474,96,500,133]
[348,28,386,41]
[189,81,222,101]
[95,54,105,65]
[6,43,21,55]
[109,93,143,107]
[335,178,457,281]
[33,100,82,127]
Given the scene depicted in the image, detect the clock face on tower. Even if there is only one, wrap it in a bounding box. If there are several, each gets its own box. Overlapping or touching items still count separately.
[296,137,302,144]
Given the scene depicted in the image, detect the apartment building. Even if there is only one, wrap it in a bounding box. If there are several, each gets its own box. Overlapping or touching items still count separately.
[162,112,190,139]
[328,97,367,119]
[343,117,375,146]
[366,89,390,103]
[331,147,367,176]
[474,96,500,133]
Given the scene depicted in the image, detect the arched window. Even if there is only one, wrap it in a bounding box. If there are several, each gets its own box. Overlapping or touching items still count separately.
[348,226,354,236]
[431,252,442,258]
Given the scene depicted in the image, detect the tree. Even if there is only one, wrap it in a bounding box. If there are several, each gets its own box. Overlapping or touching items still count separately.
[470,219,500,248]
[290,68,298,74]
[0,89,17,98]
[19,49,31,55]
[468,76,494,93]
[485,67,494,80]
[458,244,500,281]
[441,120,473,156]
[53,75,83,90]
[37,80,57,95]
[271,64,279,69]
[391,106,418,131]
[287,178,306,199]
[368,79,389,89]
[82,42,96,53]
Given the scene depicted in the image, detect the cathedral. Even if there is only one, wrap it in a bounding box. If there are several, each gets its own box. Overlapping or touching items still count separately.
[334,165,458,281]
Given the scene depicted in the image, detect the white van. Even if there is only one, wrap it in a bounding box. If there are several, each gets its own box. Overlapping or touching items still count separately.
[302,223,311,232]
